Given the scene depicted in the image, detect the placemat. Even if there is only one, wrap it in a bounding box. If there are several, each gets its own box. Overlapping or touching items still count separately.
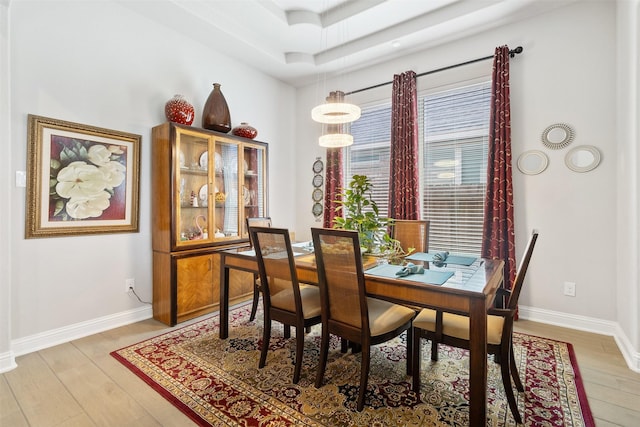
[406,252,477,266]
[365,263,454,285]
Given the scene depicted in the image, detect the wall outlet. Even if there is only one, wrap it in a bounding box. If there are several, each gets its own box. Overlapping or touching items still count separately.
[563,281,576,297]
[125,278,135,293]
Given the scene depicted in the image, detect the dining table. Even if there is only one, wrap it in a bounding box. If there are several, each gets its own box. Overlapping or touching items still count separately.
[218,244,504,424]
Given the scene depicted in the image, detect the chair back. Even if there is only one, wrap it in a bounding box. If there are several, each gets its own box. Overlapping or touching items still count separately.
[506,230,539,311]
[390,219,430,253]
[311,228,368,334]
[246,217,272,248]
[250,227,301,314]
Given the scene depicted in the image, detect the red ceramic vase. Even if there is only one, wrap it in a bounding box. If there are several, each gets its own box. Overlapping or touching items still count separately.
[165,94,195,125]
[231,122,258,139]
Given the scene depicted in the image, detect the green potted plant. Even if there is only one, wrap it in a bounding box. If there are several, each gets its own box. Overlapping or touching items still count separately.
[332,175,411,262]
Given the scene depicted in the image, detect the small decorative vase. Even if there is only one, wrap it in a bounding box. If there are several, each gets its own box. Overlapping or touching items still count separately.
[231,122,258,139]
[202,83,231,133]
[164,94,194,125]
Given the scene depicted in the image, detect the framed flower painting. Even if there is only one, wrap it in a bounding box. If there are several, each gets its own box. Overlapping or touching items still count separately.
[26,115,141,238]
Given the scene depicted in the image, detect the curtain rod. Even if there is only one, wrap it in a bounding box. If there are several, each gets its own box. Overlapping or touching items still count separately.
[345,46,524,96]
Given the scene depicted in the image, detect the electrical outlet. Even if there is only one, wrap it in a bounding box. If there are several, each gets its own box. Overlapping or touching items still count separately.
[125,278,135,293]
[563,281,576,297]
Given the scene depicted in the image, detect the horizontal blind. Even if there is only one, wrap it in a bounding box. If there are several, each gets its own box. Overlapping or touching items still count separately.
[347,81,490,255]
[347,104,391,216]
[421,82,490,255]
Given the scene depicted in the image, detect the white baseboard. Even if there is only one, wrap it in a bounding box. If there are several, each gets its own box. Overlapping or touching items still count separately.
[613,323,640,373]
[519,305,640,373]
[4,305,638,374]
[6,306,153,370]
[0,350,17,374]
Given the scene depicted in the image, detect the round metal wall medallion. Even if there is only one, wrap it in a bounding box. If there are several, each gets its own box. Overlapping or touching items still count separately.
[313,158,324,174]
[541,123,575,150]
[312,202,323,217]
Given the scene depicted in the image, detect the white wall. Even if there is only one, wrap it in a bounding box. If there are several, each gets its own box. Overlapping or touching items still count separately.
[616,0,640,369]
[0,0,15,371]
[2,0,638,373]
[2,0,296,367]
[295,0,638,369]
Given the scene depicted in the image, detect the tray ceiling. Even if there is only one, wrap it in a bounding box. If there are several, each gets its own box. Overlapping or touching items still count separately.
[118,0,576,87]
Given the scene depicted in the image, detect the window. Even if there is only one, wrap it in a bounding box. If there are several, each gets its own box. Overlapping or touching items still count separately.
[347,81,491,255]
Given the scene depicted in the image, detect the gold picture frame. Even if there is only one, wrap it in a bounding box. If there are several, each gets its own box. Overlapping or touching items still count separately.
[26,115,141,238]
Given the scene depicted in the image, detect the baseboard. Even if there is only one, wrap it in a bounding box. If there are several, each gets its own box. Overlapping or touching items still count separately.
[519,305,640,373]
[9,306,153,363]
[0,350,17,374]
[613,323,640,373]
[5,305,638,374]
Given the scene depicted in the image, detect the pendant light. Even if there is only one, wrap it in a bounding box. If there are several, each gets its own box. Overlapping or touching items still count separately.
[313,91,360,147]
[312,90,361,124]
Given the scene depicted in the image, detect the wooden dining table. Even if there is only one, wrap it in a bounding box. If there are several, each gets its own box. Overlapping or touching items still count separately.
[219,245,504,424]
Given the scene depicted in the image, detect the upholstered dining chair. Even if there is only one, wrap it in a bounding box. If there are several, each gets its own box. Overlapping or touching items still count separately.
[246,217,272,321]
[311,227,416,411]
[250,226,322,384]
[390,219,430,254]
[411,230,539,424]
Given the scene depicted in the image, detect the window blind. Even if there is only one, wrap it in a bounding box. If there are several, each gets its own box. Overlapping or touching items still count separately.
[421,82,490,255]
[348,81,490,255]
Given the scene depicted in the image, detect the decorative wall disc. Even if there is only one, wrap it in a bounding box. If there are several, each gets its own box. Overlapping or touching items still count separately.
[313,158,324,173]
[541,123,575,150]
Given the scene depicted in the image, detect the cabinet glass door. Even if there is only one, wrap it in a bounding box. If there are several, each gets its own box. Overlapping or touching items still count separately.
[213,140,240,240]
[242,144,266,235]
[175,130,212,247]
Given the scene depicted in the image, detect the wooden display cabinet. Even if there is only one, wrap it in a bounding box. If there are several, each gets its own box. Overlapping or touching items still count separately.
[151,122,268,325]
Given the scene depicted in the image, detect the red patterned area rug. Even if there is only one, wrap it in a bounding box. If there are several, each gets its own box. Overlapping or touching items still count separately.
[111,304,594,426]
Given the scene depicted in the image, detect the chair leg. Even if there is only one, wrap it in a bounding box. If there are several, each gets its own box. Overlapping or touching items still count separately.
[430,340,439,361]
[315,328,330,388]
[510,341,525,392]
[412,328,422,393]
[259,314,271,369]
[249,279,260,322]
[501,345,522,424]
[340,338,348,353]
[292,324,304,384]
[406,328,413,376]
[357,345,371,411]
[432,311,442,361]
[284,324,291,338]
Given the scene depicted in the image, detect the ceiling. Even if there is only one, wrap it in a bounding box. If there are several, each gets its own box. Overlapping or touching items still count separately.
[119,0,576,88]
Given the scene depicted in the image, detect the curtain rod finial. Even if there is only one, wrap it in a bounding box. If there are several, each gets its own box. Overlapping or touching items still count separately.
[509,46,524,58]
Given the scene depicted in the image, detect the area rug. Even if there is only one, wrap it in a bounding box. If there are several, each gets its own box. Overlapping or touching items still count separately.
[111,304,594,426]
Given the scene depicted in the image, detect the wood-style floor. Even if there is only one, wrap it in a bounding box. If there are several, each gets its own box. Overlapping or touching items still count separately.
[1,315,639,426]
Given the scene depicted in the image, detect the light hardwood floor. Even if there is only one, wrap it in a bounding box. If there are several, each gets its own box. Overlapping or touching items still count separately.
[2,314,639,426]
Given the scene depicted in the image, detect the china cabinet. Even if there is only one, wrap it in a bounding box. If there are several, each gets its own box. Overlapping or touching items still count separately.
[152,122,268,325]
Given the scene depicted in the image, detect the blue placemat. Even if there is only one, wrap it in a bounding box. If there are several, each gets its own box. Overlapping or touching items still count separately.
[406,252,477,266]
[365,264,454,286]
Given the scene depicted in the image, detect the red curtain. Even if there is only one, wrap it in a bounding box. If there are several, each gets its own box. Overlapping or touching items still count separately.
[482,46,516,294]
[323,148,343,228]
[388,71,420,220]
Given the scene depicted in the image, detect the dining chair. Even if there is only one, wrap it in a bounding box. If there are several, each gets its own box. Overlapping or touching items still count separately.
[311,227,416,411]
[250,226,322,384]
[411,230,539,424]
[390,219,430,254]
[246,217,272,321]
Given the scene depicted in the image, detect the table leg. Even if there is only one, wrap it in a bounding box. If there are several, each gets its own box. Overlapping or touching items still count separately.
[468,297,488,423]
[220,255,230,339]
